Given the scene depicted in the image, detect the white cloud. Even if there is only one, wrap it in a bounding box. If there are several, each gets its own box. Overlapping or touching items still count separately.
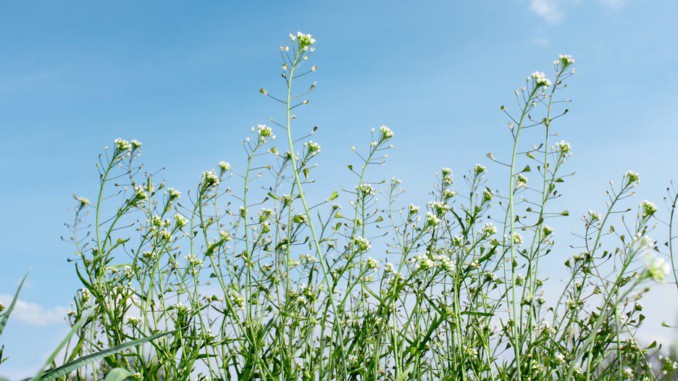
[533,37,550,46]
[598,0,629,9]
[529,0,630,23]
[0,295,68,326]
[530,0,564,24]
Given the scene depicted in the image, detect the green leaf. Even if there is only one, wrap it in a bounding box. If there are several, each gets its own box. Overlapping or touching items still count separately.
[104,368,138,381]
[34,330,174,381]
[461,311,494,317]
[32,309,94,381]
[110,238,130,251]
[0,271,29,337]
[396,364,414,381]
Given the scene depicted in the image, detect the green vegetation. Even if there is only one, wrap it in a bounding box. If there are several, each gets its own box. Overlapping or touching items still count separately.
[3,32,677,380]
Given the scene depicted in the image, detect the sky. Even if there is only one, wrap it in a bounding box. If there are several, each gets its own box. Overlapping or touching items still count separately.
[1,0,678,378]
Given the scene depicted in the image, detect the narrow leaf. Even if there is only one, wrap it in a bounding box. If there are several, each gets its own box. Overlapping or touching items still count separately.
[36,330,174,380]
[104,368,138,381]
[0,271,29,337]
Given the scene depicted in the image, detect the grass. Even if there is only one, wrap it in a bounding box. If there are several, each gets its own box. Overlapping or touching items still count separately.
[2,32,677,380]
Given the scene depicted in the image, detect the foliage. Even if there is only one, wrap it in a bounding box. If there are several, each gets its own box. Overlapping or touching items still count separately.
[5,33,677,380]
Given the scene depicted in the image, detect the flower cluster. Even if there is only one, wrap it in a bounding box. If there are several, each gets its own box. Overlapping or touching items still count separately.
[114,138,132,152]
[307,140,321,155]
[588,210,601,221]
[480,223,497,236]
[168,188,181,200]
[364,257,380,271]
[428,201,450,216]
[357,183,376,197]
[557,54,575,66]
[202,170,220,188]
[624,170,640,185]
[291,31,316,50]
[379,125,394,140]
[218,161,231,172]
[645,256,670,282]
[426,212,441,227]
[531,71,552,88]
[174,214,188,228]
[639,200,657,217]
[555,140,571,155]
[352,236,372,252]
[409,252,455,273]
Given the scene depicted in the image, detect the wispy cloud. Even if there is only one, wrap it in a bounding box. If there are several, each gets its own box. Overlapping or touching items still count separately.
[530,0,564,24]
[529,0,630,23]
[598,0,629,9]
[533,37,550,46]
[0,295,68,326]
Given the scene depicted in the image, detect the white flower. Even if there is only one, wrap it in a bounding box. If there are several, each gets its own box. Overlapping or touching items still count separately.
[638,235,654,251]
[512,233,523,245]
[622,367,633,378]
[639,200,657,217]
[428,201,450,216]
[353,236,371,252]
[130,140,142,150]
[441,167,453,185]
[645,256,670,282]
[218,161,231,172]
[480,223,497,236]
[408,204,420,215]
[531,71,552,88]
[258,124,273,138]
[114,138,131,151]
[588,210,601,221]
[168,188,181,200]
[558,54,575,66]
[426,212,441,226]
[473,164,486,175]
[555,140,571,154]
[228,289,245,310]
[134,185,147,201]
[174,302,191,314]
[365,257,380,271]
[296,32,316,48]
[307,140,321,154]
[482,189,494,202]
[174,214,188,228]
[542,225,553,237]
[202,170,220,187]
[185,254,203,268]
[357,184,376,197]
[410,254,435,270]
[624,170,640,185]
[379,125,394,140]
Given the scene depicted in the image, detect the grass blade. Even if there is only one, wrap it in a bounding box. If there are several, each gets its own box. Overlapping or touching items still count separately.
[104,368,138,381]
[0,271,29,337]
[35,330,174,380]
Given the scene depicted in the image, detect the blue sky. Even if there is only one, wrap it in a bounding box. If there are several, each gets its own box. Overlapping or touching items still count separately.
[1,1,677,378]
